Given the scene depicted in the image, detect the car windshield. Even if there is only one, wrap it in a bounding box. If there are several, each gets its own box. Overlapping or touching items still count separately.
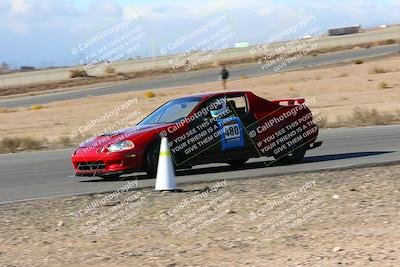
[138,97,202,125]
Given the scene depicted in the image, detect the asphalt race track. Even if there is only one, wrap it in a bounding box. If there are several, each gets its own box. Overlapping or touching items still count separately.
[0,125,399,204]
[1,45,400,204]
[0,44,399,108]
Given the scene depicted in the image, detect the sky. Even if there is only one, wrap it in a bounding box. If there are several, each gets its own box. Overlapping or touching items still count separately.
[0,0,399,68]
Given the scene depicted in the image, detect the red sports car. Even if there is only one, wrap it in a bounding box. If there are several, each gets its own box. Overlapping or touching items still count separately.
[71,91,322,179]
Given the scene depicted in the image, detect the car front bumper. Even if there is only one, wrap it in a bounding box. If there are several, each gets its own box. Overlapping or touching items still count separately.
[71,147,145,176]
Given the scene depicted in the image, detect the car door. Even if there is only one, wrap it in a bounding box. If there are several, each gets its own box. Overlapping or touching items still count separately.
[185,96,226,164]
[222,94,256,153]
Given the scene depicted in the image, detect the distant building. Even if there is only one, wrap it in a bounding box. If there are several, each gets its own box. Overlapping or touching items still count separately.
[0,62,9,72]
[234,42,250,48]
[20,66,35,71]
[328,25,361,36]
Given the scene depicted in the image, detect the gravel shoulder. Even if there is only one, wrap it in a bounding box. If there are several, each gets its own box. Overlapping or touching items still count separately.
[0,164,399,266]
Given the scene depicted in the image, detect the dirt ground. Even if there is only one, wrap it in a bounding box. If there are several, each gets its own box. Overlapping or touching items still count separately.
[1,54,400,143]
[0,163,398,266]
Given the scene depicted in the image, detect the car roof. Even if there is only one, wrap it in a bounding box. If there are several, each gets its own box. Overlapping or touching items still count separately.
[175,91,252,100]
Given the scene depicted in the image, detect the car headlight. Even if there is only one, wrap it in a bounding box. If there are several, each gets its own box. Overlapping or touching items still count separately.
[107,140,135,152]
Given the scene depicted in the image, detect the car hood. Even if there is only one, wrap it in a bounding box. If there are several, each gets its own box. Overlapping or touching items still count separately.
[79,124,169,148]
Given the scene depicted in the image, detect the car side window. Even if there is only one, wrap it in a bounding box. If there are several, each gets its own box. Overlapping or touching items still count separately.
[197,97,226,119]
[195,95,249,120]
[226,95,248,116]
[157,101,198,123]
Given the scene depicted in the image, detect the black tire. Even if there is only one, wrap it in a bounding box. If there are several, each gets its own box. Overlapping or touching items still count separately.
[99,174,121,180]
[144,141,160,178]
[227,158,249,166]
[274,140,306,164]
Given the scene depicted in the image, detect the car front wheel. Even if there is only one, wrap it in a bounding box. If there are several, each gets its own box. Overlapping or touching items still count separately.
[144,141,160,178]
[99,174,121,180]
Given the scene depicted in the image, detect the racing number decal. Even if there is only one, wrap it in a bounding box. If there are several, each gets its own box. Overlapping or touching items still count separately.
[224,123,240,140]
[218,117,245,151]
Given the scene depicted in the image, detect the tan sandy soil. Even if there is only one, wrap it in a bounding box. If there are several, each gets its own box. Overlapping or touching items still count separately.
[0,54,400,144]
[0,30,398,92]
[0,163,399,266]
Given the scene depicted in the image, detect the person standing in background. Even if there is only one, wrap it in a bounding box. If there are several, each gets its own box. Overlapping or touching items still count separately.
[219,66,229,89]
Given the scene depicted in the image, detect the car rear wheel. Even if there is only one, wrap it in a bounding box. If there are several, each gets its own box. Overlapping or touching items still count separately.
[227,158,249,166]
[144,141,160,178]
[273,140,306,164]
